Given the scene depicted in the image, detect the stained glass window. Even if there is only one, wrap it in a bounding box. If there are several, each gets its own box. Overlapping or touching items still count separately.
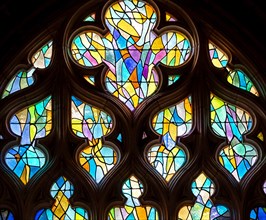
[35,176,89,220]
[5,96,52,184]
[249,181,266,220]
[0,0,265,219]
[70,0,192,110]
[210,94,258,181]
[108,176,159,220]
[1,41,53,99]
[209,41,259,96]
[0,210,14,220]
[148,97,192,181]
[178,173,230,219]
[166,12,177,22]
[84,13,96,22]
[71,96,117,183]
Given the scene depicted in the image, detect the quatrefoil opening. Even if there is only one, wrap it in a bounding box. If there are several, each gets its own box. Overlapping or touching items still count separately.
[70,0,192,110]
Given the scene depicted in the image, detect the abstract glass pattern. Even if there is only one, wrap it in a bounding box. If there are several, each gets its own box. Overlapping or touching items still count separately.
[148,97,192,181]
[257,132,264,141]
[31,40,53,69]
[178,173,230,219]
[0,210,14,220]
[1,41,53,99]
[5,96,52,184]
[168,75,180,86]
[210,94,258,181]
[166,12,177,22]
[84,13,96,22]
[227,69,259,96]
[71,0,192,110]
[209,42,259,96]
[35,176,89,220]
[1,68,35,99]
[117,133,122,142]
[71,96,117,183]
[250,208,266,220]
[250,181,266,219]
[209,42,228,68]
[84,75,95,85]
[108,176,159,220]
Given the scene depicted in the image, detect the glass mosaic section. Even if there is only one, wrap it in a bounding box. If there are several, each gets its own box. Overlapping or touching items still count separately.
[148,97,192,181]
[257,132,264,141]
[5,96,52,184]
[0,209,14,220]
[84,13,96,22]
[71,96,117,183]
[1,68,35,99]
[1,41,53,99]
[250,182,266,219]
[166,12,177,22]
[168,75,180,86]
[210,94,258,181]
[71,0,192,110]
[31,40,53,69]
[250,208,266,220]
[227,69,259,96]
[84,75,95,85]
[178,173,230,219]
[35,176,89,220]
[208,42,228,68]
[117,133,122,142]
[108,176,159,220]
[209,41,259,96]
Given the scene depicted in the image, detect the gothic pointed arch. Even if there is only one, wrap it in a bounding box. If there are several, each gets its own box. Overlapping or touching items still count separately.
[0,0,265,219]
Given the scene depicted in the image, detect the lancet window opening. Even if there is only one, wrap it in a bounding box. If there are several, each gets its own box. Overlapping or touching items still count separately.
[0,0,265,219]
